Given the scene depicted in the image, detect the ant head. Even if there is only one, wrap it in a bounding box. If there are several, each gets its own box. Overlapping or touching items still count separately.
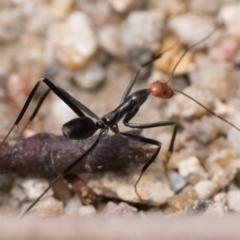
[148,81,174,99]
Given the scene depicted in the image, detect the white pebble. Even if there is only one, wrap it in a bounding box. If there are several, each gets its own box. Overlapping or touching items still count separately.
[227,190,240,213]
[194,180,219,200]
[78,205,96,216]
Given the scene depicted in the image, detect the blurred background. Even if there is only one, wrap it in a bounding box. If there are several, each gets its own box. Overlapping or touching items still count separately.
[1,0,240,218]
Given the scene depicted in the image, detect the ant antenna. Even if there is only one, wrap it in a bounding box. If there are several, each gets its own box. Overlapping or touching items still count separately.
[166,26,219,85]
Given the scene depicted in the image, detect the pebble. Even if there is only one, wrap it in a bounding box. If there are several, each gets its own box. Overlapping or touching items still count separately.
[218,3,240,40]
[178,156,208,184]
[10,186,27,202]
[48,11,98,70]
[186,199,227,216]
[64,195,82,215]
[51,0,74,19]
[169,13,215,48]
[214,192,227,207]
[167,170,187,193]
[194,180,219,200]
[153,37,194,75]
[189,54,239,101]
[165,85,217,119]
[227,190,240,213]
[149,0,188,16]
[23,196,63,216]
[86,169,174,206]
[76,0,112,27]
[21,178,53,201]
[168,185,198,211]
[207,149,237,188]
[189,0,221,14]
[78,205,96,216]
[98,25,124,58]
[108,0,144,13]
[101,201,138,217]
[121,10,165,51]
[73,61,106,90]
[186,115,222,144]
[208,34,239,62]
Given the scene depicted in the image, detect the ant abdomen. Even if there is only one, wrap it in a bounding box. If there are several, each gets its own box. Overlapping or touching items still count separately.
[62,117,97,140]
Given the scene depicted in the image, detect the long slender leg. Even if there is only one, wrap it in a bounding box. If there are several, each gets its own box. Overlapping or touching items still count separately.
[120,48,173,104]
[0,80,42,148]
[121,121,177,199]
[20,89,51,138]
[22,129,107,216]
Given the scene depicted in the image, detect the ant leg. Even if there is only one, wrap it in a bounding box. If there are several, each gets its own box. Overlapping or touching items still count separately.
[0,80,42,148]
[22,128,107,216]
[19,89,51,138]
[121,121,177,199]
[120,48,173,104]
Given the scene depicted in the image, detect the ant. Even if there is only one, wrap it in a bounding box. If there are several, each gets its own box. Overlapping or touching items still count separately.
[1,26,239,216]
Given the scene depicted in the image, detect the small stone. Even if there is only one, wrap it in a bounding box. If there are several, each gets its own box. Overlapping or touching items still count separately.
[186,199,227,216]
[169,13,215,48]
[98,25,124,58]
[166,85,217,119]
[153,38,194,76]
[189,0,221,14]
[207,149,237,188]
[214,192,227,207]
[49,11,98,70]
[78,205,96,216]
[189,54,239,101]
[178,156,208,184]
[23,197,63,216]
[187,115,222,144]
[21,178,53,201]
[64,195,82,215]
[51,0,74,19]
[168,185,198,211]
[194,180,219,200]
[102,201,138,217]
[10,186,27,202]
[208,34,239,62]
[167,149,197,170]
[108,0,144,13]
[121,10,164,51]
[227,127,240,156]
[73,62,106,90]
[219,3,240,40]
[167,171,187,193]
[227,190,240,213]
[149,0,188,16]
[86,168,174,206]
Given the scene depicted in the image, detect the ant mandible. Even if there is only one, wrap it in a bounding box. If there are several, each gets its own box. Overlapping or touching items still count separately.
[1,27,239,216]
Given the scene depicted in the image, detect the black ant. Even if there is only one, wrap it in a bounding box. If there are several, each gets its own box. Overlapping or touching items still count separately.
[1,27,239,216]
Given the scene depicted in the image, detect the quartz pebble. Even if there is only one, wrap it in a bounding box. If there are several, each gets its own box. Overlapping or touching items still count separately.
[186,199,227,216]
[87,169,174,206]
[219,3,240,40]
[178,156,208,184]
[166,85,217,119]
[78,205,96,216]
[194,180,219,200]
[227,190,240,213]
[48,11,98,70]
[73,62,106,90]
[121,10,164,51]
[21,178,53,201]
[168,185,198,211]
[189,54,239,101]
[64,195,82,215]
[98,25,124,58]
[207,149,237,188]
[167,171,187,193]
[23,197,63,216]
[169,13,215,48]
[102,201,138,217]
[108,0,144,13]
